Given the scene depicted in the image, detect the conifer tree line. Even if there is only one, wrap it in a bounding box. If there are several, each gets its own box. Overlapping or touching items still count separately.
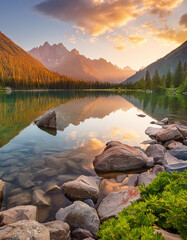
[124,60,187,91]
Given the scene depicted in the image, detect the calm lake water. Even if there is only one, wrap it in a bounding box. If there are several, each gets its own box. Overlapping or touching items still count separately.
[0,91,187,221]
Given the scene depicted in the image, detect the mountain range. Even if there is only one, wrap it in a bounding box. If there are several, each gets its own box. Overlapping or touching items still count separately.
[29,42,135,83]
[123,41,187,84]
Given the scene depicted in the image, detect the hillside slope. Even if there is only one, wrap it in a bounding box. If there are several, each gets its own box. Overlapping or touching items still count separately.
[123,41,187,84]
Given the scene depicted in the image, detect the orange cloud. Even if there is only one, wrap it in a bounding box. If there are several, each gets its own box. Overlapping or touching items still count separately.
[179,13,187,28]
[107,35,126,50]
[128,35,146,44]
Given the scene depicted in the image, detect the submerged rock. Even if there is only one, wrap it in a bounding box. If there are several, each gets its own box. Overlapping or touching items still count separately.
[56,201,100,235]
[97,187,140,222]
[32,189,51,207]
[0,205,37,227]
[8,192,31,208]
[0,220,50,240]
[93,141,148,173]
[43,220,71,240]
[34,111,57,129]
[145,144,166,165]
[62,175,101,202]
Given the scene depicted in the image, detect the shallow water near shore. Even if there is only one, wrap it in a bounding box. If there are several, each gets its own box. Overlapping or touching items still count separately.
[0,91,186,222]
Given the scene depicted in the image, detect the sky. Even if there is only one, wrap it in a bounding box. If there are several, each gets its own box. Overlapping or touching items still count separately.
[0,0,186,70]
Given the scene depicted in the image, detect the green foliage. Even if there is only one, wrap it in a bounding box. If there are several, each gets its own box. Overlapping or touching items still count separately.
[173,60,183,87]
[97,171,187,240]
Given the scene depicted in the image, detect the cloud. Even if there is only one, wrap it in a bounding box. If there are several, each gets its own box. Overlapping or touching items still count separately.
[70,35,76,44]
[107,35,126,50]
[128,35,146,44]
[34,0,142,36]
[179,13,187,28]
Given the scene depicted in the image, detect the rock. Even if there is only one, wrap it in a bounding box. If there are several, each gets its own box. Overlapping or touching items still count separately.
[93,142,148,173]
[0,205,37,226]
[0,180,5,200]
[0,220,50,240]
[156,127,183,142]
[34,111,57,129]
[164,139,175,148]
[72,228,93,240]
[161,118,169,124]
[162,124,176,129]
[167,141,183,149]
[116,174,127,183]
[137,172,157,186]
[32,190,51,207]
[43,220,71,240]
[56,201,100,235]
[17,173,34,189]
[150,165,165,176]
[150,121,156,124]
[168,146,187,160]
[8,192,31,208]
[155,229,182,240]
[83,199,95,208]
[183,139,187,146]
[141,139,157,145]
[176,124,187,138]
[62,175,101,202]
[164,152,183,166]
[122,174,139,186]
[34,168,57,179]
[145,144,166,165]
[145,127,161,138]
[97,187,140,222]
[137,114,146,117]
[166,162,187,173]
[46,185,61,193]
[145,157,154,168]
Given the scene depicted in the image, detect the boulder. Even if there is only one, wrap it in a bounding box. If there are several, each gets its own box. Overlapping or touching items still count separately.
[122,174,139,186]
[168,146,187,160]
[164,152,184,166]
[93,142,148,173]
[145,127,161,138]
[0,205,37,227]
[34,111,57,129]
[176,124,187,138]
[166,162,187,173]
[161,118,169,124]
[183,139,187,146]
[155,229,182,240]
[32,189,51,207]
[156,127,183,142]
[0,220,50,240]
[56,201,100,235]
[62,175,101,202]
[46,185,61,193]
[151,165,165,176]
[145,157,154,168]
[43,220,71,240]
[72,228,93,240]
[137,114,146,117]
[145,144,166,165]
[97,187,141,222]
[167,141,183,149]
[137,172,157,186]
[141,140,157,145]
[0,180,5,201]
[116,174,127,183]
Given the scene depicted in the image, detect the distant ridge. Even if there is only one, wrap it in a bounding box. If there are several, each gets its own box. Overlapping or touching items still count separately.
[29,42,135,83]
[123,41,187,84]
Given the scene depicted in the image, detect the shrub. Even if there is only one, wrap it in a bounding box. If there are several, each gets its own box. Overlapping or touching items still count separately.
[97,170,187,240]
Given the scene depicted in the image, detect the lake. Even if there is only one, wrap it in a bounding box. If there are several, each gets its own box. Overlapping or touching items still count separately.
[0,91,186,222]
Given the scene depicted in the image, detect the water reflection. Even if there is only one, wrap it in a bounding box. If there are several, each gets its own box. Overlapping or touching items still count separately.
[0,91,186,222]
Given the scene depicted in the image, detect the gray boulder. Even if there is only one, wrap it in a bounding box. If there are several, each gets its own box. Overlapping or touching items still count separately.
[145,157,154,168]
[145,144,166,165]
[141,139,157,145]
[145,127,161,138]
[116,174,127,183]
[0,220,50,240]
[34,111,56,129]
[167,141,183,149]
[176,124,187,138]
[43,220,71,240]
[151,165,165,176]
[93,142,148,173]
[183,139,187,146]
[62,175,101,202]
[0,205,37,227]
[168,146,187,160]
[72,228,93,240]
[97,187,140,222]
[56,201,100,235]
[166,162,187,173]
[137,172,157,186]
[164,152,184,166]
[156,127,183,142]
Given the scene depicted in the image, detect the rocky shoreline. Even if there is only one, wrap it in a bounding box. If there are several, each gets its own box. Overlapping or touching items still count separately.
[0,113,186,239]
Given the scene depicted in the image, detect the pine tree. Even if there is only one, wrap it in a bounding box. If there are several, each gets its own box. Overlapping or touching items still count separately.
[152,69,161,90]
[145,70,151,89]
[166,70,172,88]
[173,60,183,87]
